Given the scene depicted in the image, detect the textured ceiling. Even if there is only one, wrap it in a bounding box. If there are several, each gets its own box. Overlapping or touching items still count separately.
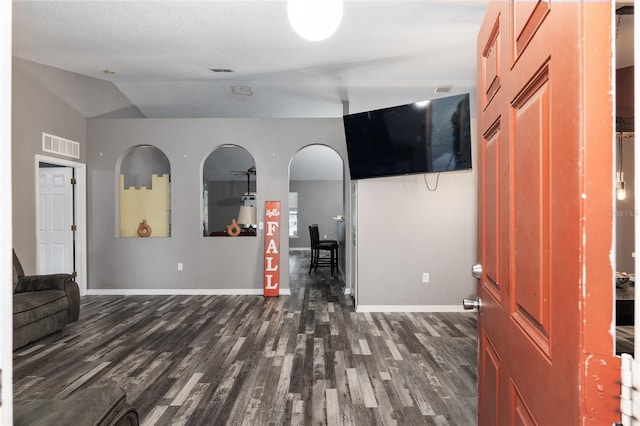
[12,0,489,118]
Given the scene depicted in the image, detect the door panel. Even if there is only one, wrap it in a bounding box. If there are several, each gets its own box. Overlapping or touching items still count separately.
[476,1,617,424]
[38,167,74,274]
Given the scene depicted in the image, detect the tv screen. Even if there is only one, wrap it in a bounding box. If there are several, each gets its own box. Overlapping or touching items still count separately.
[343,93,472,180]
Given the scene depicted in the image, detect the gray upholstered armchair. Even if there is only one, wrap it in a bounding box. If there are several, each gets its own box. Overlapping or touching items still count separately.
[13,250,80,349]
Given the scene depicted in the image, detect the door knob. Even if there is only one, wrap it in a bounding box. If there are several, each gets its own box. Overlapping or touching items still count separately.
[463,298,481,311]
[472,263,483,279]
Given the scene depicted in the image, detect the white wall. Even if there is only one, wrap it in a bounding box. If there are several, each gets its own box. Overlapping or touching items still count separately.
[355,120,478,310]
[1,2,12,422]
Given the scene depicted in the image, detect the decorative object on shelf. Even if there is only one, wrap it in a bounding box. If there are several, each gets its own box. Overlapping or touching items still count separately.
[226,219,241,237]
[264,201,281,297]
[237,205,257,235]
[287,0,343,41]
[137,220,152,237]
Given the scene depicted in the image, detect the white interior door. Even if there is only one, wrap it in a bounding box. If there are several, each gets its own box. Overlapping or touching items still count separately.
[38,166,74,274]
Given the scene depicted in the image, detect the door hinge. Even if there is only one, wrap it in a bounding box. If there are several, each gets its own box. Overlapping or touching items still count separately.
[583,354,621,423]
[71,224,77,231]
[70,178,77,185]
[620,353,640,426]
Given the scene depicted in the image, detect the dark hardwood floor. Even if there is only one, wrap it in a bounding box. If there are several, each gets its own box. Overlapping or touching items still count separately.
[14,251,478,425]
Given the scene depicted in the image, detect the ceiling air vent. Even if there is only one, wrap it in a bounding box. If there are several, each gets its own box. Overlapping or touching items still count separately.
[209,68,235,73]
[231,86,254,96]
[42,132,80,159]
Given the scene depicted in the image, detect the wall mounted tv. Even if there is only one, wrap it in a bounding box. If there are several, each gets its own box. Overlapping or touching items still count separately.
[343,93,472,180]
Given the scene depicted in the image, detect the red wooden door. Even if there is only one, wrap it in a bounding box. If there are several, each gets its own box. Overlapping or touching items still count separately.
[476,1,618,424]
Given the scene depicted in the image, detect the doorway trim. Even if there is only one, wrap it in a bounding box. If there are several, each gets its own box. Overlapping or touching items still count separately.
[34,154,87,295]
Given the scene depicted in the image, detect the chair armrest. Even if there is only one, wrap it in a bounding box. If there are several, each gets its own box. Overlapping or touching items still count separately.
[65,279,80,322]
[15,274,73,293]
[15,274,80,323]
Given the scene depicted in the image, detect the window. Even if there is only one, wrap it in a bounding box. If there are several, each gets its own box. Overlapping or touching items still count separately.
[289,192,298,237]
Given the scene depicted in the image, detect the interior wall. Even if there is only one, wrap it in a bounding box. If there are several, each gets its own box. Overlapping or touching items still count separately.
[12,60,87,272]
[289,180,342,248]
[11,59,142,273]
[355,119,478,308]
[1,2,12,422]
[86,118,351,292]
[617,136,635,273]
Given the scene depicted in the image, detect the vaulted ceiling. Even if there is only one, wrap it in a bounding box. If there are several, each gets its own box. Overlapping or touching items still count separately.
[12,1,489,118]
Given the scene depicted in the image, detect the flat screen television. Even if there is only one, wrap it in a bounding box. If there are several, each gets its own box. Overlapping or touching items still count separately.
[343,93,472,180]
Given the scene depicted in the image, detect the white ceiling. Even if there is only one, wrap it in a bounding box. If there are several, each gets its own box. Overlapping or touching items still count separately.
[12,0,489,119]
[13,1,632,181]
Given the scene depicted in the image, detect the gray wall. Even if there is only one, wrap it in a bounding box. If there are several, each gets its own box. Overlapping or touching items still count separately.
[86,118,350,291]
[355,119,478,307]
[616,136,635,274]
[289,180,343,248]
[14,58,479,307]
[11,59,143,273]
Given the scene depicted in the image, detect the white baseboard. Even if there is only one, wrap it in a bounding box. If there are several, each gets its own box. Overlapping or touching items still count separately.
[355,305,469,313]
[87,288,292,296]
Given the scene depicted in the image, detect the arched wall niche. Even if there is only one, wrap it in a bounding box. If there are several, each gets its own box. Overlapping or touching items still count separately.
[202,145,257,237]
[117,144,171,238]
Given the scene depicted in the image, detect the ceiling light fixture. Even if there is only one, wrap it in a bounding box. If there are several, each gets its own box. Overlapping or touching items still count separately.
[287,0,343,41]
[616,131,627,201]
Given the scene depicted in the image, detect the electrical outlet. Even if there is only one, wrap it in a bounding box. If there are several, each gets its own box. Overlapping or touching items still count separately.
[178,263,183,271]
[324,234,328,239]
[422,272,429,283]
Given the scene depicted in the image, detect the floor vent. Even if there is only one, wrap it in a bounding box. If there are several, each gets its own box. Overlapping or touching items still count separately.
[42,133,80,159]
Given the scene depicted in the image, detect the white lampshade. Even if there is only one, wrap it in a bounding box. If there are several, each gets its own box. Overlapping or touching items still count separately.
[237,205,257,226]
[287,0,343,41]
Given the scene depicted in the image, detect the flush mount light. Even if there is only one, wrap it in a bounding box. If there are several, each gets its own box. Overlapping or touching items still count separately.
[288,0,343,41]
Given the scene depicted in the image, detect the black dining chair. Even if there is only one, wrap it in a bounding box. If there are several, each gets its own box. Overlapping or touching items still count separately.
[308,224,338,276]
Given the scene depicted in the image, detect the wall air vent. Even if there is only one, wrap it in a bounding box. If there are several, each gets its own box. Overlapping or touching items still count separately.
[435,85,453,93]
[42,132,80,159]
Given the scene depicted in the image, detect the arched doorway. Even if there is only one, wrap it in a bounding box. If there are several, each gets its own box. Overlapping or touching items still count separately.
[288,145,344,289]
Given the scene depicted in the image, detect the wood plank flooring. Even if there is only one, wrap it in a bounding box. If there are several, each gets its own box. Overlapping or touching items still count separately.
[14,251,478,425]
